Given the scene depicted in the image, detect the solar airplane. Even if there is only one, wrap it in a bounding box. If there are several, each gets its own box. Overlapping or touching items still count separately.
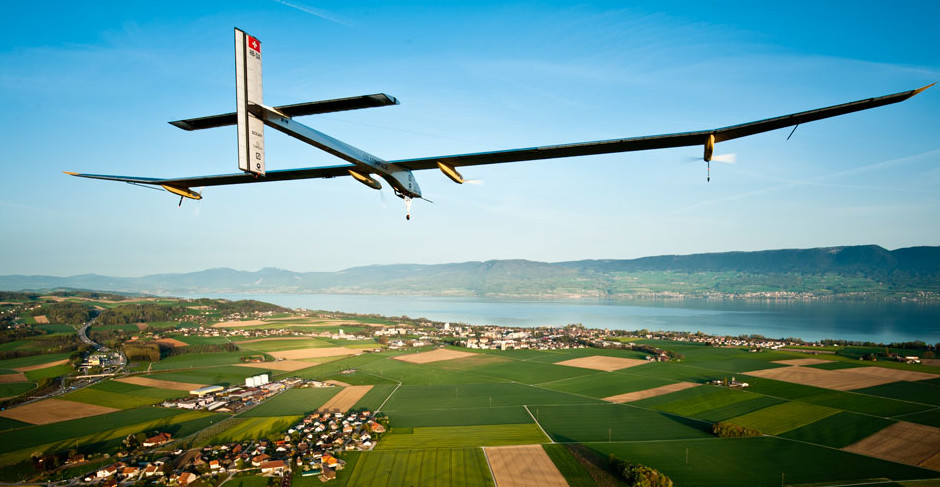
[66,28,933,220]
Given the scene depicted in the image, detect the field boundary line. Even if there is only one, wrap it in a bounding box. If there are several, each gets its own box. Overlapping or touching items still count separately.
[481,446,499,486]
[376,383,401,412]
[524,405,553,443]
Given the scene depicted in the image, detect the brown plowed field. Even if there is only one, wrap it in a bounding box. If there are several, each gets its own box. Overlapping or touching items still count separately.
[0,398,118,425]
[485,445,568,487]
[14,359,69,372]
[117,376,206,391]
[33,315,50,324]
[603,382,700,403]
[772,358,831,366]
[555,356,647,372]
[745,367,905,391]
[269,348,356,360]
[393,349,475,364]
[0,373,27,383]
[320,385,373,412]
[844,421,940,470]
[235,360,316,372]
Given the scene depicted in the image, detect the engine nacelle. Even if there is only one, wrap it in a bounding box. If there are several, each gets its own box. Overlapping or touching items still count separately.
[162,185,202,200]
[348,169,382,190]
[437,161,464,184]
[704,133,715,162]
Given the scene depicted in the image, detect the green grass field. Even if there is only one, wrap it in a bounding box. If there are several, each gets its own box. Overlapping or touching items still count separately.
[780,412,896,448]
[210,416,302,443]
[147,351,252,370]
[238,388,340,417]
[385,406,534,428]
[542,444,595,487]
[0,352,72,370]
[345,448,494,487]
[377,423,549,449]
[741,375,933,417]
[591,436,937,487]
[146,365,259,386]
[382,383,603,412]
[854,380,940,406]
[234,337,336,351]
[0,382,36,400]
[724,401,840,435]
[536,403,712,443]
[631,385,785,422]
[61,387,169,409]
[540,371,673,398]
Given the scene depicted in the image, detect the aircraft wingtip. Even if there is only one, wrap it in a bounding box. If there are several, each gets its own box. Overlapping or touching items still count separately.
[913,83,936,95]
[63,171,78,176]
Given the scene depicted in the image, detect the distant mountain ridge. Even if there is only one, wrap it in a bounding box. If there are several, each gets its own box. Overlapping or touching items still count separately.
[2,245,939,299]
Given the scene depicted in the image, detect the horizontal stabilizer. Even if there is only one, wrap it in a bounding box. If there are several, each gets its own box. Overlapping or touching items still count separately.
[170,93,400,131]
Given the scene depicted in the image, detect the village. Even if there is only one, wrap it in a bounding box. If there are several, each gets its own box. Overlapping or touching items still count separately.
[72,408,387,485]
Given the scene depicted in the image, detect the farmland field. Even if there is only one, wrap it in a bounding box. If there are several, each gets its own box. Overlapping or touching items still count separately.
[591,437,936,487]
[236,388,341,417]
[724,401,839,435]
[344,448,493,487]
[1,308,939,487]
[377,423,549,449]
[536,403,712,443]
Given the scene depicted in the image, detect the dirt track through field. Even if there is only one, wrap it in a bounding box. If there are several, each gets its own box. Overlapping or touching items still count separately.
[485,445,568,487]
[320,385,373,412]
[603,382,700,403]
[744,364,938,391]
[269,347,357,360]
[844,421,940,470]
[555,356,648,372]
[235,360,317,372]
[393,349,475,364]
[117,376,207,391]
[0,398,118,425]
[13,359,70,372]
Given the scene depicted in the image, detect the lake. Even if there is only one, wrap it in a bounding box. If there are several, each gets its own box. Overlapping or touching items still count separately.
[187,293,940,344]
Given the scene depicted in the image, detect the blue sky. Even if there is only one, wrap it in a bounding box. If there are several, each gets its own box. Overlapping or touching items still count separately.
[2,1,938,277]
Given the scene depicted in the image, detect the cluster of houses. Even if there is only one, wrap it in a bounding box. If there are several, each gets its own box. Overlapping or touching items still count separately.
[78,351,124,372]
[160,376,303,413]
[77,410,386,485]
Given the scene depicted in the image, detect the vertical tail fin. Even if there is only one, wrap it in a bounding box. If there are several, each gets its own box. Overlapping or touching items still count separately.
[235,28,265,176]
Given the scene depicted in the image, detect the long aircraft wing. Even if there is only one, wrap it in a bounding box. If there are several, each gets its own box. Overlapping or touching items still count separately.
[66,84,932,190]
[392,84,933,170]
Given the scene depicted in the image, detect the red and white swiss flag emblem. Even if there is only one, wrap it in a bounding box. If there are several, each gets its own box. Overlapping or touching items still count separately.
[247,35,261,53]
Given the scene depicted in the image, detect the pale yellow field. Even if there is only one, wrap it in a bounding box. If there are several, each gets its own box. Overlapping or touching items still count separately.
[320,385,373,413]
[485,445,568,487]
[746,364,938,391]
[33,315,50,324]
[392,349,475,364]
[0,398,118,425]
[555,356,648,372]
[268,347,357,360]
[603,382,700,403]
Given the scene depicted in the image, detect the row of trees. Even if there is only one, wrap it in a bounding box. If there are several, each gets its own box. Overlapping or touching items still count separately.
[712,421,761,438]
[608,455,674,487]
